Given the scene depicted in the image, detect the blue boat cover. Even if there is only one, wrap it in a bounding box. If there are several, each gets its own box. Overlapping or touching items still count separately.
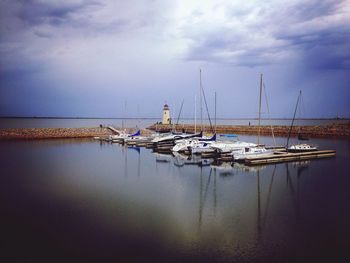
[131,130,141,137]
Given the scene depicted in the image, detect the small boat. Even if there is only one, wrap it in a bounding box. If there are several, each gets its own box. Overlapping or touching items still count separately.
[288,144,317,152]
[210,140,257,153]
[233,146,274,161]
[152,131,202,144]
[172,134,216,153]
[189,141,215,154]
[110,130,141,143]
[124,135,153,145]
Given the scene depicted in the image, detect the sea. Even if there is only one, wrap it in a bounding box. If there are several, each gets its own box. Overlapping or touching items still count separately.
[1,118,350,262]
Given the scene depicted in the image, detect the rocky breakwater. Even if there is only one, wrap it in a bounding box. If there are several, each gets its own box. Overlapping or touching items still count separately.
[0,127,115,140]
[148,123,350,138]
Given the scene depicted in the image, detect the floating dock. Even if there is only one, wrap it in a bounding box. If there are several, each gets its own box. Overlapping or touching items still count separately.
[244,150,336,165]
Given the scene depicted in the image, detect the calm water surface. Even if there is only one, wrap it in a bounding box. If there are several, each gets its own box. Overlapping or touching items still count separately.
[1,135,350,262]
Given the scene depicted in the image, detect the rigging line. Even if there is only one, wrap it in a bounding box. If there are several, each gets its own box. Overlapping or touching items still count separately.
[300,91,306,119]
[175,99,185,127]
[172,103,175,132]
[201,83,214,133]
[263,81,276,146]
[297,93,303,135]
[137,104,141,129]
[286,91,301,148]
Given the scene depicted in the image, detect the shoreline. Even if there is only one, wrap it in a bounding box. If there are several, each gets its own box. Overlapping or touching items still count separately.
[0,123,349,140]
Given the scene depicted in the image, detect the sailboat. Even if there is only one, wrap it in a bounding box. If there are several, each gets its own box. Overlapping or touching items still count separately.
[189,88,218,154]
[172,69,216,153]
[110,130,141,143]
[173,134,216,153]
[232,74,274,161]
[287,91,317,152]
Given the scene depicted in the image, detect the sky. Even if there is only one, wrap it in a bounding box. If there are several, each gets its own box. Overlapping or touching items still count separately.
[0,0,349,119]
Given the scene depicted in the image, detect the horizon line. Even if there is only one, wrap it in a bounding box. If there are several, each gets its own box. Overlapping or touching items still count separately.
[1,116,349,121]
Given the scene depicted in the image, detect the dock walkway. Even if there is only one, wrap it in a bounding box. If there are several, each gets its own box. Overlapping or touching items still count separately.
[107,126,121,134]
[244,150,336,165]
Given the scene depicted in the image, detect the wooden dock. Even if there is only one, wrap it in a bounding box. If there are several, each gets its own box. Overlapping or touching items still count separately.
[244,150,336,166]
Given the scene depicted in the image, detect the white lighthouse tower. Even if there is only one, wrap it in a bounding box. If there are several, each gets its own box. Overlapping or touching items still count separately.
[162,104,171,124]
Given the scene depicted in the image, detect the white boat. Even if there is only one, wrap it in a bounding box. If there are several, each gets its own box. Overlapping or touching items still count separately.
[172,134,216,153]
[233,146,274,161]
[124,136,153,144]
[172,139,195,152]
[111,130,141,143]
[288,144,317,152]
[152,131,202,144]
[190,141,215,154]
[210,140,257,153]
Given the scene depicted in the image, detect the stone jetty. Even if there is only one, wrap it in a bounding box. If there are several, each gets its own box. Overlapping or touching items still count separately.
[148,123,350,138]
[0,127,115,140]
[1,123,349,140]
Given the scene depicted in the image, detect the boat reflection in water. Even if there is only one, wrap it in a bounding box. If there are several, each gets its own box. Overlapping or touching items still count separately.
[149,148,314,252]
[1,139,348,262]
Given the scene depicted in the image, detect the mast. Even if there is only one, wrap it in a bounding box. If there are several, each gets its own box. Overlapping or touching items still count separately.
[286,90,302,149]
[214,91,217,133]
[258,74,263,145]
[263,81,276,146]
[137,103,140,129]
[122,100,127,130]
[201,76,214,133]
[200,69,203,131]
[194,95,197,133]
[175,99,185,127]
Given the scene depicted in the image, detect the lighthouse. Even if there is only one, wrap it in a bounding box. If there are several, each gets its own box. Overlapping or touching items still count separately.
[162,104,171,124]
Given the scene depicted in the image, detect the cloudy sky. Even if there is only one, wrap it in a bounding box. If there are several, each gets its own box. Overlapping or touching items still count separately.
[0,0,349,118]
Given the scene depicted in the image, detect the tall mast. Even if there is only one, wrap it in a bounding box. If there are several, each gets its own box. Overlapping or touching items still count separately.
[200,69,203,131]
[286,90,302,149]
[214,91,217,133]
[258,73,263,145]
[194,95,197,133]
[122,100,127,130]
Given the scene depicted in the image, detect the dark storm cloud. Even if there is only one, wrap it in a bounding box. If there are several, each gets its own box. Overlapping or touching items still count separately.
[15,0,102,26]
[185,0,350,70]
[277,29,350,69]
[283,0,340,21]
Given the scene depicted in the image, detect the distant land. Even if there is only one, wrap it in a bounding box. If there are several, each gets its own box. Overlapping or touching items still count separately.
[0,116,349,120]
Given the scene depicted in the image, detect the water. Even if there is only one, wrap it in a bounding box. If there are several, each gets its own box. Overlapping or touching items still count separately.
[1,136,349,262]
[1,117,348,129]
